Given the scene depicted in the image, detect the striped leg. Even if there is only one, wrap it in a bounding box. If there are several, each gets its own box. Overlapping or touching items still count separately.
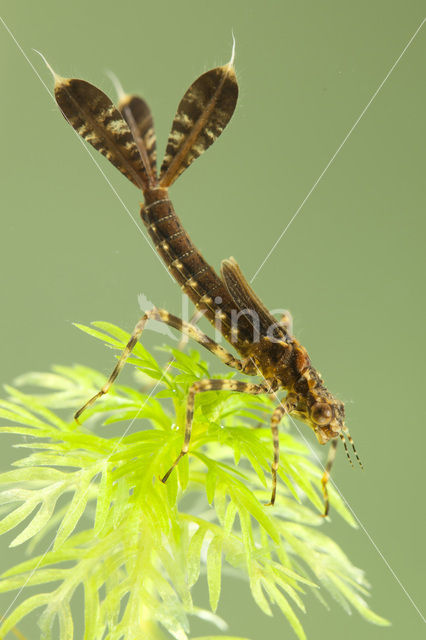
[265,399,294,506]
[154,308,243,367]
[321,437,338,517]
[161,378,270,483]
[177,308,206,350]
[74,308,244,422]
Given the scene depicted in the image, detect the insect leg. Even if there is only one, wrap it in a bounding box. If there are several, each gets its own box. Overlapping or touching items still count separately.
[321,438,338,517]
[161,378,269,483]
[74,308,244,422]
[266,398,295,506]
[177,308,206,350]
[74,313,150,422]
[153,308,244,369]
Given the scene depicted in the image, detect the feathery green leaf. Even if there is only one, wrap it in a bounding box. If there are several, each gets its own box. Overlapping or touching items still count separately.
[0,321,389,639]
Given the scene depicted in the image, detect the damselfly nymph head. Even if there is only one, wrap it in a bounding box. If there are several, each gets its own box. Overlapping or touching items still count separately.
[310,400,345,444]
[290,395,344,442]
[307,399,363,468]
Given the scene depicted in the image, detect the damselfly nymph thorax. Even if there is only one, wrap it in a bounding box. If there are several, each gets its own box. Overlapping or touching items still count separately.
[42,47,362,516]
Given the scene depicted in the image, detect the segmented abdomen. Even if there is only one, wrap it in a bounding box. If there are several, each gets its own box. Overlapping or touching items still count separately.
[141,189,252,350]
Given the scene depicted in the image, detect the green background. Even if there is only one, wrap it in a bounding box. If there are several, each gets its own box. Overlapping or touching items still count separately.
[1,1,425,638]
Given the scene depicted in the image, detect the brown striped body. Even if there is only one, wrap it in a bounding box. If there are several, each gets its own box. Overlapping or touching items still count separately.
[141,185,346,444]
[49,52,362,513]
[141,187,254,352]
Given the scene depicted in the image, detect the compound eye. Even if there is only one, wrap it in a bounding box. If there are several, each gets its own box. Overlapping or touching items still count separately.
[311,403,333,425]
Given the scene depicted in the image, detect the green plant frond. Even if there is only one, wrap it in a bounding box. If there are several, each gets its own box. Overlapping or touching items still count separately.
[0,321,389,639]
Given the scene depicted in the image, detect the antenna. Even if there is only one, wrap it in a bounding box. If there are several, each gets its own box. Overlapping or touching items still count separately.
[343,426,363,469]
[339,432,354,467]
